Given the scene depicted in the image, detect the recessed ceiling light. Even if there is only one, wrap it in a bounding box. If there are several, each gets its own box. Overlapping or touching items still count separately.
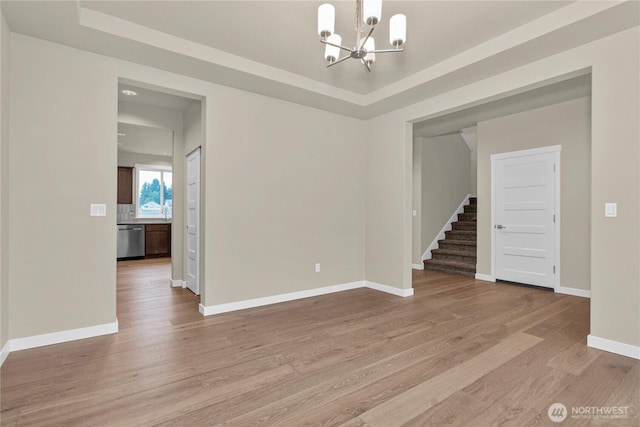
[121,89,137,96]
[117,132,126,137]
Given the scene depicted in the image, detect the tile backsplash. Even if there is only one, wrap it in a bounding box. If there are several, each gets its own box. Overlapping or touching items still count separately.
[117,204,135,223]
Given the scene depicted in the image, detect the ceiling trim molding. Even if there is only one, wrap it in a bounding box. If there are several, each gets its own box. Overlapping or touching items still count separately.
[76,3,366,106]
[76,1,625,111]
[363,0,626,105]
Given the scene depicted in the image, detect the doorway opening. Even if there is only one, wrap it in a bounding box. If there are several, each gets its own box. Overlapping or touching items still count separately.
[116,80,204,317]
[411,74,591,292]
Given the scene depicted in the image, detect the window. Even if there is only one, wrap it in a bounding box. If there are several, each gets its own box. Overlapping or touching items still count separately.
[135,164,172,219]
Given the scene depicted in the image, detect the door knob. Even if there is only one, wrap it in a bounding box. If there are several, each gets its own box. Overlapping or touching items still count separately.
[495,224,505,229]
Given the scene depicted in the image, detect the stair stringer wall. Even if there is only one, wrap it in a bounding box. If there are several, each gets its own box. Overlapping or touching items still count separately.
[422,194,472,261]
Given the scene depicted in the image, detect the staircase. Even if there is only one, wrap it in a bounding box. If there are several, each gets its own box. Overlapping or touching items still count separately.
[424,197,477,276]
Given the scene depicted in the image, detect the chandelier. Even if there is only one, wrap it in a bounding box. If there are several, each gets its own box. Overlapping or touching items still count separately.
[317,0,406,71]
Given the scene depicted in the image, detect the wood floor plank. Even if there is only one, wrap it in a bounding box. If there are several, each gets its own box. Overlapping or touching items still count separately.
[357,332,543,426]
[2,261,638,426]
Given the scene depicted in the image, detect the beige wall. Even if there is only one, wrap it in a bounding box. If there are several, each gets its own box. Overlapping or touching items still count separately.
[183,101,202,155]
[462,126,478,195]
[1,11,10,352]
[477,97,591,291]
[365,119,412,290]
[365,27,639,348]
[117,152,172,168]
[204,87,365,305]
[7,33,365,339]
[589,30,639,347]
[9,35,117,338]
[420,133,472,257]
[411,139,422,266]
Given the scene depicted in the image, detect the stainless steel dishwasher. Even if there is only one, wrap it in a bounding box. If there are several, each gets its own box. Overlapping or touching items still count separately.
[117,224,145,259]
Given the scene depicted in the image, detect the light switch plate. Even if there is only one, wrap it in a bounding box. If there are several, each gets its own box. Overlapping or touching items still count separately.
[90,203,106,217]
[412,210,417,217]
[605,202,617,218]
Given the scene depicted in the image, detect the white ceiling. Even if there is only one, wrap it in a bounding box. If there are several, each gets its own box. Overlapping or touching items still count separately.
[117,83,194,157]
[2,1,638,118]
[83,0,570,95]
[119,83,196,111]
[118,122,173,157]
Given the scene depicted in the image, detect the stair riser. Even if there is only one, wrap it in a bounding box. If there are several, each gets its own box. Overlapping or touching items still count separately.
[457,213,476,222]
[432,253,476,263]
[423,264,475,277]
[445,232,477,241]
[439,242,476,251]
[464,205,477,214]
[452,223,476,231]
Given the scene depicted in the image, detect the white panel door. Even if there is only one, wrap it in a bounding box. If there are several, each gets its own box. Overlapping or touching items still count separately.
[185,148,201,295]
[493,148,558,288]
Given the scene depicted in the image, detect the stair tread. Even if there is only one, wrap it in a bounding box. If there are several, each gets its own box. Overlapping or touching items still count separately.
[438,239,476,246]
[433,248,476,256]
[424,258,476,270]
[446,230,477,235]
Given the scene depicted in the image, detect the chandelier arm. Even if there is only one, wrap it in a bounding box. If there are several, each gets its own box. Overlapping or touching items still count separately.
[326,54,353,68]
[368,48,405,53]
[362,59,372,72]
[321,39,353,52]
[359,26,375,50]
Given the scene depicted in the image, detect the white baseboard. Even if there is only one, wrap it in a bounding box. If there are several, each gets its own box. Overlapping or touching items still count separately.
[556,286,591,298]
[422,194,471,261]
[170,279,186,288]
[8,320,119,353]
[475,273,496,282]
[0,340,10,366]
[366,280,414,297]
[412,263,424,270]
[199,281,364,316]
[587,335,640,360]
[199,280,414,316]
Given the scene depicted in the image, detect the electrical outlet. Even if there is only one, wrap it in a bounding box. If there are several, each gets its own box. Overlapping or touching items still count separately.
[315,263,321,273]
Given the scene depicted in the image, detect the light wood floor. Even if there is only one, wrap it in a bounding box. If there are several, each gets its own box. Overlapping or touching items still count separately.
[1,259,638,426]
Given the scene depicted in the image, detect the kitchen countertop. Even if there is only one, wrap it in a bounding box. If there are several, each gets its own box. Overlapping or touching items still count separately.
[117,220,172,225]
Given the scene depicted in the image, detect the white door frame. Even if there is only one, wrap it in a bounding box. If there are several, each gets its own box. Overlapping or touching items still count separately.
[185,147,201,296]
[490,145,561,289]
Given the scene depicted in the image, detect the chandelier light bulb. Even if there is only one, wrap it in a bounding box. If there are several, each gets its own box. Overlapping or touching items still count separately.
[363,0,382,26]
[364,37,376,64]
[389,14,406,47]
[318,3,335,38]
[324,34,342,63]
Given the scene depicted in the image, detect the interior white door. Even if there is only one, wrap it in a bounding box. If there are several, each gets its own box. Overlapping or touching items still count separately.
[185,148,201,295]
[493,148,558,288]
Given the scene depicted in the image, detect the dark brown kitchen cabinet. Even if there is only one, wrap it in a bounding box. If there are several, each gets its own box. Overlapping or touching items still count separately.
[145,224,171,257]
[117,167,133,204]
